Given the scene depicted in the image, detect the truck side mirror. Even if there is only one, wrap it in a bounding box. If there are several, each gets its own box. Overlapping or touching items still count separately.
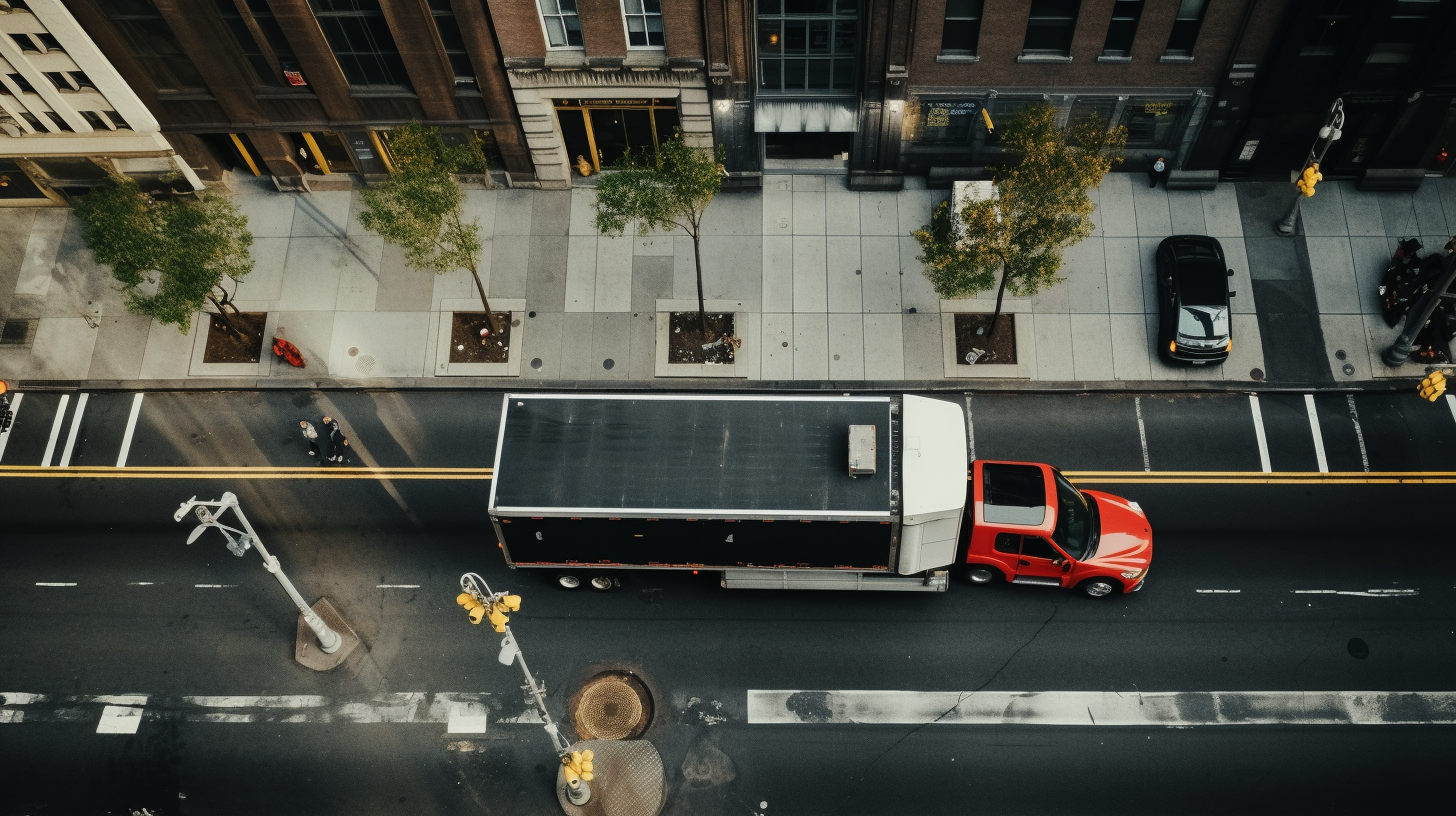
[1061,561,1073,574]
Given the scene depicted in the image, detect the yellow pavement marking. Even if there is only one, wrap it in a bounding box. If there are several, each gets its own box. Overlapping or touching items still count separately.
[0,466,493,480]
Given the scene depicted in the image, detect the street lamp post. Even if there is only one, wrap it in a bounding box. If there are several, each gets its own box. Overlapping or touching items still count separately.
[174,492,342,653]
[1383,250,1456,367]
[1275,98,1344,236]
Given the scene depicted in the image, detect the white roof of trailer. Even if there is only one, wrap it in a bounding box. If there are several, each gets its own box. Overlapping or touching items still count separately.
[900,395,969,523]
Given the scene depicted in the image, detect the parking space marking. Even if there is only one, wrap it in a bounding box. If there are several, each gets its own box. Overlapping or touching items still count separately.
[964,394,975,461]
[1305,395,1328,473]
[116,393,144,468]
[1134,396,1151,472]
[57,393,88,468]
[40,394,69,467]
[0,392,21,463]
[1249,394,1272,473]
[1346,395,1370,473]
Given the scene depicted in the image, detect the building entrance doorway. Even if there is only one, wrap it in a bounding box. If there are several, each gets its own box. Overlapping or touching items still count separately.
[764,131,853,160]
[555,98,681,173]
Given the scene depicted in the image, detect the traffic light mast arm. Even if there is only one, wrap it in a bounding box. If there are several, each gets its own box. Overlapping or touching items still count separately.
[458,572,572,755]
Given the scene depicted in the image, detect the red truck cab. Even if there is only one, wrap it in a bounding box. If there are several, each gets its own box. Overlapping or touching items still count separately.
[963,460,1152,597]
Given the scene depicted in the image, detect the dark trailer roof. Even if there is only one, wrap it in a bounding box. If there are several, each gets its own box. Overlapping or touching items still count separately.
[490,394,894,518]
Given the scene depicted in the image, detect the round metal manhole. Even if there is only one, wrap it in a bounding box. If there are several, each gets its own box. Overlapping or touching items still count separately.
[571,671,652,741]
[356,354,377,375]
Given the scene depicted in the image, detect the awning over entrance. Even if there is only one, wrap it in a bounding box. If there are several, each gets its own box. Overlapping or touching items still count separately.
[755,100,857,133]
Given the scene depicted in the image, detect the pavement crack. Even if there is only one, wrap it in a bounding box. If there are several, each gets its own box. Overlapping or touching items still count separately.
[975,601,1062,692]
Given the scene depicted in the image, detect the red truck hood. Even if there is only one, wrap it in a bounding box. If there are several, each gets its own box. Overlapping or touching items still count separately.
[1084,491,1153,571]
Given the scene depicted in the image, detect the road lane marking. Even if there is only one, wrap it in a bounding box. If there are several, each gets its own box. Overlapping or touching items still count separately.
[1293,589,1418,597]
[1347,395,1370,473]
[0,392,22,463]
[746,690,1456,726]
[1448,394,1456,429]
[40,394,69,467]
[57,393,87,468]
[1066,471,1456,485]
[963,394,974,461]
[0,465,492,479]
[35,582,76,587]
[1134,396,1150,472]
[1305,394,1328,473]
[127,582,158,586]
[116,393,144,467]
[1249,394,1271,473]
[377,584,421,589]
[447,702,489,734]
[194,584,236,588]
[1196,589,1241,594]
[96,705,144,734]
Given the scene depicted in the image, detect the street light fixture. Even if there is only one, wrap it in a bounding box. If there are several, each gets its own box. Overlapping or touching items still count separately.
[175,492,342,654]
[1275,98,1344,236]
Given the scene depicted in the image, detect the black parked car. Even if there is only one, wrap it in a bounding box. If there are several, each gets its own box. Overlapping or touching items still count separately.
[1156,235,1236,365]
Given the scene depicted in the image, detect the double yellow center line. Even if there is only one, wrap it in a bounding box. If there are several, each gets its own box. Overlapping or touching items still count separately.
[0,466,1452,485]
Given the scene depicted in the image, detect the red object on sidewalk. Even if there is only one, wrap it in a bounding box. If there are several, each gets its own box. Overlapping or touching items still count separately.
[272,337,306,368]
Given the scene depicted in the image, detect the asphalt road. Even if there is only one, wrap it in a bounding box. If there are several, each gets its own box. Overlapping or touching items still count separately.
[1,387,1454,815]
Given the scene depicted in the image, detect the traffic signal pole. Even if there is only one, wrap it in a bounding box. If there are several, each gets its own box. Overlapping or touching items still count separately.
[1384,249,1456,367]
[1275,98,1344,237]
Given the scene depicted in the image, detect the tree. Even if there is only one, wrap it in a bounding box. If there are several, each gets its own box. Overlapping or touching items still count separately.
[913,105,1126,339]
[358,123,499,334]
[73,177,255,339]
[593,136,726,339]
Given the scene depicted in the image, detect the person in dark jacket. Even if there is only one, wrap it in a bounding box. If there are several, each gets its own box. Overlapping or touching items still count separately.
[322,415,349,464]
[1147,157,1168,188]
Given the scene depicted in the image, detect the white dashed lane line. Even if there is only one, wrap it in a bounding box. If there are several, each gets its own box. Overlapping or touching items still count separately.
[1293,589,1419,597]
[1135,396,1150,472]
[34,582,77,587]
[1248,394,1272,473]
[193,584,237,588]
[57,393,88,468]
[116,393,144,468]
[1347,395,1370,473]
[1196,589,1241,594]
[377,584,421,589]
[40,394,69,468]
[1304,394,1328,473]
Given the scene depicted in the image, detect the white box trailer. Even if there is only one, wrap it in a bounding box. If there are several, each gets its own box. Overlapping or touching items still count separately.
[487,393,968,591]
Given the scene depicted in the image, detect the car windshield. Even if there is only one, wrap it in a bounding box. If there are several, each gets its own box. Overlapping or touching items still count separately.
[1178,305,1229,340]
[1051,471,1096,560]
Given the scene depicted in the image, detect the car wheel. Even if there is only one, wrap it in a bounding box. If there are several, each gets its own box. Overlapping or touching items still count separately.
[965,565,1000,585]
[1078,577,1119,598]
[557,573,581,590]
[590,576,614,591]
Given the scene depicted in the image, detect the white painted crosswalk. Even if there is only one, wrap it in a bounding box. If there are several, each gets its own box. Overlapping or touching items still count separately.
[747,689,1456,726]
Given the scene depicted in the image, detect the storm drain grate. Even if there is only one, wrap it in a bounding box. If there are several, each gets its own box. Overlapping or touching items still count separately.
[571,671,653,741]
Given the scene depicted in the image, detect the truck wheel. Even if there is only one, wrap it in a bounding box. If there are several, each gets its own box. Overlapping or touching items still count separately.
[965,565,1000,585]
[557,574,581,590]
[1078,577,1119,598]
[590,576,614,591]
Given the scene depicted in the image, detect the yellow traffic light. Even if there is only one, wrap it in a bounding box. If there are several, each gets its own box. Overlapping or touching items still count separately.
[1295,163,1322,197]
[486,600,510,632]
[1418,370,1447,401]
[981,108,994,133]
[563,749,595,785]
[501,594,522,612]
[456,592,486,625]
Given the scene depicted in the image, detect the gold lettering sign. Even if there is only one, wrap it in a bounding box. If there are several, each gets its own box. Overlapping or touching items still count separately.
[1144,102,1172,115]
[926,108,951,128]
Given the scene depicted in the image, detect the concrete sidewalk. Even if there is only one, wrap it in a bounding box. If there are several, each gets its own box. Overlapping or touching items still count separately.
[0,171,1449,391]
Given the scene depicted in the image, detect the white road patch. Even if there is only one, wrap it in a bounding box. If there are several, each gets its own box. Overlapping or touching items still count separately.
[1134,396,1150,472]
[1249,394,1272,473]
[1,693,46,705]
[0,709,22,723]
[1292,589,1418,597]
[1196,589,1241,594]
[35,582,77,587]
[40,394,69,467]
[58,392,88,468]
[1347,395,1370,473]
[747,690,1456,726]
[1304,394,1328,473]
[116,392,144,467]
[0,392,22,462]
[89,695,149,706]
[96,705,144,734]
[376,584,421,589]
[447,702,489,734]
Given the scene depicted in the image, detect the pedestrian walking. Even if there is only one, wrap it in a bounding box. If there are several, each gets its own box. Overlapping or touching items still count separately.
[299,420,322,462]
[322,415,349,463]
[1147,157,1167,189]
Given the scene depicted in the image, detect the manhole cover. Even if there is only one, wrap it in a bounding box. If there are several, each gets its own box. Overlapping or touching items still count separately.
[1343,363,1355,376]
[1335,349,1347,360]
[572,671,652,741]
[356,354,377,375]
[1250,367,1265,381]
[348,346,359,357]
[603,358,615,370]
[531,357,543,370]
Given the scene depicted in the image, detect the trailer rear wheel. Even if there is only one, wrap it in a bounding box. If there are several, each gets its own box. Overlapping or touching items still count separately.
[965,565,1000,585]
[590,576,614,591]
[557,574,581,590]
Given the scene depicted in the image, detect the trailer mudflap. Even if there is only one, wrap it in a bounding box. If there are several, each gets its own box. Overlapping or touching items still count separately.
[720,569,949,592]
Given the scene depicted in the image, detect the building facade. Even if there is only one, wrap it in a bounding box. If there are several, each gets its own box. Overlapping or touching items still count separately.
[0,0,199,205]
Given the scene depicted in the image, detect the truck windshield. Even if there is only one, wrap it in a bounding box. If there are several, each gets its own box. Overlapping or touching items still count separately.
[1051,472,1096,561]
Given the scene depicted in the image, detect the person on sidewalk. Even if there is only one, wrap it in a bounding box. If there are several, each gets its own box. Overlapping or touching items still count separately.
[299,420,322,462]
[322,415,350,464]
[1147,157,1168,189]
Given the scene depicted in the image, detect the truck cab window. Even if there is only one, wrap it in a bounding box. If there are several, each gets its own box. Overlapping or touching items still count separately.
[1020,536,1061,561]
[981,463,1048,525]
[994,532,1021,554]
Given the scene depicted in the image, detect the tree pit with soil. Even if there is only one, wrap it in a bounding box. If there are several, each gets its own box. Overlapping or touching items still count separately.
[669,312,737,365]
[448,312,513,364]
[203,312,267,364]
[954,313,1017,365]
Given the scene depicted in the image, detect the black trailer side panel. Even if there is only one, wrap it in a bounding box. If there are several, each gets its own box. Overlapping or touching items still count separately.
[501,516,894,570]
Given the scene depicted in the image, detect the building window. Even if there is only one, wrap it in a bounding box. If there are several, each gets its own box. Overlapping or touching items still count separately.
[92,0,207,91]
[940,0,983,56]
[555,98,680,173]
[539,0,583,48]
[757,0,859,95]
[213,0,276,84]
[622,0,664,48]
[309,0,409,87]
[1164,0,1207,58]
[1120,99,1188,148]
[1358,0,1440,85]
[1101,0,1142,58]
[428,0,476,87]
[912,97,980,144]
[1023,0,1080,56]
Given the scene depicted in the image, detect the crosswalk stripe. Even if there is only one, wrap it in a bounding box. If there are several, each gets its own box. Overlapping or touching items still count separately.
[747,690,1456,726]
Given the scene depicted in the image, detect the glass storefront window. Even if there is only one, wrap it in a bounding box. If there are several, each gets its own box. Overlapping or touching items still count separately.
[554,99,681,173]
[914,98,980,144]
[757,0,858,95]
[1121,100,1187,148]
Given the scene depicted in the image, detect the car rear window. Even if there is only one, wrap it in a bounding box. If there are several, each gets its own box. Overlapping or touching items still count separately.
[1173,242,1219,260]
[981,463,1047,526]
